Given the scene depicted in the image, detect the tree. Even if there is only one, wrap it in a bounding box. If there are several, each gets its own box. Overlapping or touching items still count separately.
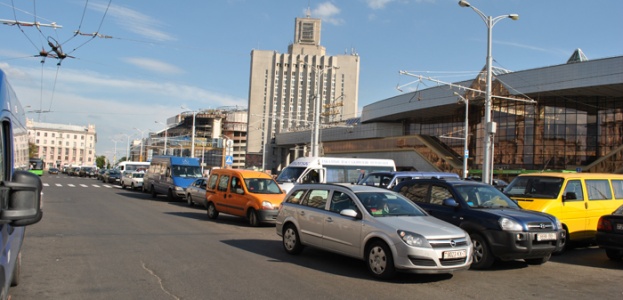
[95,155,107,169]
[28,142,39,158]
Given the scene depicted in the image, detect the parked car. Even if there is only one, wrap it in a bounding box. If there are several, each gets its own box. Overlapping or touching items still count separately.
[185,178,207,207]
[102,170,122,185]
[69,167,81,176]
[276,183,472,279]
[596,204,623,260]
[79,166,97,178]
[358,171,460,189]
[97,169,107,180]
[394,179,564,269]
[121,171,144,191]
[48,167,59,174]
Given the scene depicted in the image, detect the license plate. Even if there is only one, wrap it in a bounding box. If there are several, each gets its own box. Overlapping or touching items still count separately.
[443,250,467,259]
[617,223,623,231]
[536,232,557,241]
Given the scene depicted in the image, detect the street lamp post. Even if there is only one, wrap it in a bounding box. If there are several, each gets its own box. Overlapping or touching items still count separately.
[458,0,518,184]
[454,92,470,179]
[119,133,131,161]
[155,121,168,155]
[133,128,146,162]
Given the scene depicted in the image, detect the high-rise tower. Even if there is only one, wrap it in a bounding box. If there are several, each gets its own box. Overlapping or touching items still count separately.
[246,13,360,171]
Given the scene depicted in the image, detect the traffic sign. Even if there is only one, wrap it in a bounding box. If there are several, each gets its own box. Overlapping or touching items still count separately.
[225,155,234,165]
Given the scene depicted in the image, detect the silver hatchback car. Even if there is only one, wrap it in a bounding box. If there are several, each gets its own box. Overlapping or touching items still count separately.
[276,184,473,279]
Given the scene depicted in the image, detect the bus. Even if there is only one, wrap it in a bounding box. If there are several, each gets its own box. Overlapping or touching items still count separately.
[275,156,396,193]
[29,158,45,176]
[116,161,150,172]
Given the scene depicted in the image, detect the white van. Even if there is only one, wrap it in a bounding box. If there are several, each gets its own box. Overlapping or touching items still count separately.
[275,157,396,193]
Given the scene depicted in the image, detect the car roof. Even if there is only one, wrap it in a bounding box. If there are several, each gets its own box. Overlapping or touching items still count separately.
[290,183,392,193]
[394,178,491,189]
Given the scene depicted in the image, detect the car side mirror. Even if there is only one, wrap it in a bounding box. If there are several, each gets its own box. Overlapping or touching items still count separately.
[340,208,361,219]
[442,198,460,208]
[562,192,577,201]
[235,188,244,194]
[0,170,43,226]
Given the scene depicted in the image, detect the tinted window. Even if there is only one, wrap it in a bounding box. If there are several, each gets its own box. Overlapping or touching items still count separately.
[329,191,358,214]
[397,183,429,204]
[586,179,612,200]
[430,185,453,205]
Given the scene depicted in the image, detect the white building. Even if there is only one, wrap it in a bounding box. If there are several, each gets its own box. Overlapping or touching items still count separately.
[246,12,360,172]
[26,119,97,169]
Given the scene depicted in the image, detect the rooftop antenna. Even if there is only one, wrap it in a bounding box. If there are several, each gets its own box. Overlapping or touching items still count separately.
[306,1,311,17]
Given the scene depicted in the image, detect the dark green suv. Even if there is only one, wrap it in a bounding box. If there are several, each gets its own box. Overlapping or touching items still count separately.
[394,179,564,269]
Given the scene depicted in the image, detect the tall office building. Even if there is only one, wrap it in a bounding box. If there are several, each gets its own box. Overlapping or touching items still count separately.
[246,12,360,172]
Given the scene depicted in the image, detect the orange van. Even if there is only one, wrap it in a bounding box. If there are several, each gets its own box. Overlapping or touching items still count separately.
[205,169,286,226]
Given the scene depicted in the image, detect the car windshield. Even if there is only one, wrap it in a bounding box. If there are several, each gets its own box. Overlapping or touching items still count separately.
[356,191,426,217]
[244,178,282,194]
[171,165,202,178]
[133,173,144,178]
[455,185,520,209]
[504,176,564,199]
[276,167,306,183]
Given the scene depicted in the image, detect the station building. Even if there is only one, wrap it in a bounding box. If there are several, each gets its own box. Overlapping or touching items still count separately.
[273,52,623,180]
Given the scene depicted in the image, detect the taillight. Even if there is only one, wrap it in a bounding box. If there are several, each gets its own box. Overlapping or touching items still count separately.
[597,217,612,231]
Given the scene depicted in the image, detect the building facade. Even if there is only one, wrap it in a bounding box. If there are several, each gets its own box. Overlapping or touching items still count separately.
[145,107,247,169]
[274,53,623,180]
[26,119,97,169]
[246,13,360,171]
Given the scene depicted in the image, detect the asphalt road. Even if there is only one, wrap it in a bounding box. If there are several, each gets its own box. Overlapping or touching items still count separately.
[9,174,623,300]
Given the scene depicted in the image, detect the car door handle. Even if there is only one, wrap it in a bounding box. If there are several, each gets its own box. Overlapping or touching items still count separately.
[298,211,306,216]
[326,217,333,223]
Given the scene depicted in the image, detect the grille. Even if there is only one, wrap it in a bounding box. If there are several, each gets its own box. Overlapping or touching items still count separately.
[527,222,554,231]
[409,257,436,266]
[441,258,467,266]
[429,238,469,249]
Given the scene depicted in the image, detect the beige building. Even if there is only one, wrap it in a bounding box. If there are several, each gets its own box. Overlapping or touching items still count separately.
[26,119,97,169]
[246,13,360,171]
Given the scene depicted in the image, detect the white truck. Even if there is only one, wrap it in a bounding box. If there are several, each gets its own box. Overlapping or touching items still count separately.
[275,156,396,193]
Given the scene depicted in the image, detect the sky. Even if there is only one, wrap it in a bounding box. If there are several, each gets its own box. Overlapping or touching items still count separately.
[1,0,621,161]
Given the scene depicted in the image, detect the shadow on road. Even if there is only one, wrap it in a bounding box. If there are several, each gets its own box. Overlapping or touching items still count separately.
[550,246,623,270]
[221,238,455,284]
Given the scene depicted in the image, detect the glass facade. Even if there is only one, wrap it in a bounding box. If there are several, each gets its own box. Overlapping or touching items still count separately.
[405,95,623,173]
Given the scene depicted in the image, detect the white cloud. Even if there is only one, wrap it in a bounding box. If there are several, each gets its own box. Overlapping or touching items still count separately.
[311,2,345,26]
[367,0,394,10]
[123,57,184,74]
[90,2,175,42]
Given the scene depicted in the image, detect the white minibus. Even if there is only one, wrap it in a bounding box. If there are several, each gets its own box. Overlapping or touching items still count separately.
[275,157,396,192]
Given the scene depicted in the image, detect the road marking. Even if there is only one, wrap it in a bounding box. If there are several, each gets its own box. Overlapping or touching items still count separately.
[68,184,75,187]
[80,184,88,187]
[55,183,62,187]
[43,183,49,187]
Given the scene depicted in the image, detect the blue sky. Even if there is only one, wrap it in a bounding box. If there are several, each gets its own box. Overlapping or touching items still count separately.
[1,0,621,161]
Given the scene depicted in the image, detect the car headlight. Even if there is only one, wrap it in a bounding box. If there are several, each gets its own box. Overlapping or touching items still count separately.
[398,230,431,248]
[175,186,184,191]
[262,201,274,210]
[499,217,523,231]
[554,218,562,230]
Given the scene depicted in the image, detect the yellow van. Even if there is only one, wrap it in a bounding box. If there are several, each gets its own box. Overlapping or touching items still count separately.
[205,169,286,226]
[505,173,623,245]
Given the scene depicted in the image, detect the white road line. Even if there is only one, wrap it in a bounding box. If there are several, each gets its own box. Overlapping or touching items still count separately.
[92,185,101,188]
[43,183,50,187]
[68,184,75,187]
[80,184,88,187]
[55,184,62,187]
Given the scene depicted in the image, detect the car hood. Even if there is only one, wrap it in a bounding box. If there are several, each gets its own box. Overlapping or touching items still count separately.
[377,216,466,238]
[476,208,555,223]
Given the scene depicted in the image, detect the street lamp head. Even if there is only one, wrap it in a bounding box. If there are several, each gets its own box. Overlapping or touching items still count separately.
[458,0,470,7]
[509,14,519,20]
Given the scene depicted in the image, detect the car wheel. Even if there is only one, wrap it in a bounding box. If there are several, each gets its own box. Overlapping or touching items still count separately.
[525,253,551,265]
[187,194,194,206]
[282,224,304,255]
[207,202,219,219]
[131,183,135,190]
[151,185,157,198]
[605,249,623,261]
[121,182,126,189]
[248,208,259,227]
[470,233,494,270]
[365,240,396,280]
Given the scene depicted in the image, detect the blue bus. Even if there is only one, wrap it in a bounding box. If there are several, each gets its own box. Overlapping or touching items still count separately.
[143,156,202,201]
